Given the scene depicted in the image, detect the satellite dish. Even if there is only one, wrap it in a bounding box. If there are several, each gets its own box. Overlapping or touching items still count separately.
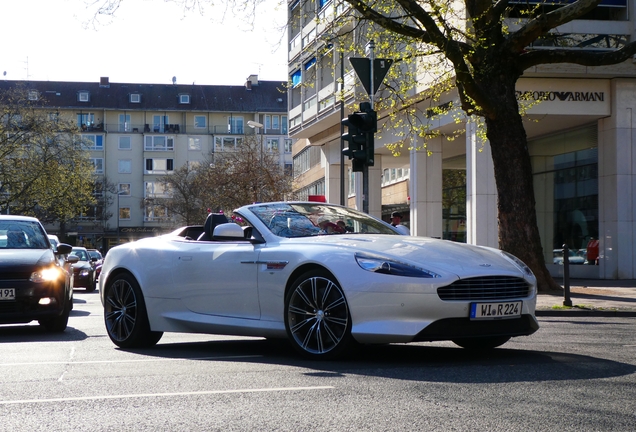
[172,76,176,84]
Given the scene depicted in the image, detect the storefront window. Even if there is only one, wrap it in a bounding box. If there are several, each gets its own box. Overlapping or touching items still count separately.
[442,169,467,242]
[531,126,598,264]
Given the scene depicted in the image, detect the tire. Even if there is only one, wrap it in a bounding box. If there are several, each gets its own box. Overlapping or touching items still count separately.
[103,273,163,348]
[285,269,352,360]
[85,273,96,293]
[452,336,511,350]
[39,297,71,332]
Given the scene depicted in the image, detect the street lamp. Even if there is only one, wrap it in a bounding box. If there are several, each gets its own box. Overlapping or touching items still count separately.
[248,120,264,202]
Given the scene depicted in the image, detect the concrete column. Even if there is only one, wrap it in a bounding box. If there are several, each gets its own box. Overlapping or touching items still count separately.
[598,79,636,279]
[465,119,498,247]
[409,136,442,237]
[368,157,383,219]
[324,160,341,204]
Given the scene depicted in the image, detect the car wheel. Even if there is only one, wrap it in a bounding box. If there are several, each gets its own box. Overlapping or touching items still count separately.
[452,336,511,350]
[85,274,96,293]
[103,273,163,348]
[285,269,352,360]
[39,297,71,333]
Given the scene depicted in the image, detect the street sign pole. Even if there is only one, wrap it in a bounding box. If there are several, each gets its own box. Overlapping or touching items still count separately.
[348,46,393,214]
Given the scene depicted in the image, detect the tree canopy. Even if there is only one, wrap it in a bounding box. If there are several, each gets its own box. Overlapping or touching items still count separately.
[0,86,97,224]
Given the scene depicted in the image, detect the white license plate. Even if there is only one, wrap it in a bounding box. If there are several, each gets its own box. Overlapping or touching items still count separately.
[470,301,522,320]
[0,288,16,301]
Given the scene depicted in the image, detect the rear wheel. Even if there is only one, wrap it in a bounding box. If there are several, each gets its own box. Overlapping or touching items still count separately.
[285,270,352,360]
[104,273,162,348]
[452,336,511,350]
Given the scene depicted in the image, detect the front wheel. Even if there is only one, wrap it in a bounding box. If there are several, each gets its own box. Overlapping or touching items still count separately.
[452,336,511,350]
[103,273,162,348]
[39,297,71,332]
[285,270,353,360]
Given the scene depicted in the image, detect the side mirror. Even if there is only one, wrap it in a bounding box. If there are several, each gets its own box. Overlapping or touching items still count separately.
[57,243,73,255]
[67,255,80,264]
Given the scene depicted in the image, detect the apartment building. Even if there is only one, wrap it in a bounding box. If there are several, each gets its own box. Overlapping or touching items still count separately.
[288,0,636,280]
[1,75,291,251]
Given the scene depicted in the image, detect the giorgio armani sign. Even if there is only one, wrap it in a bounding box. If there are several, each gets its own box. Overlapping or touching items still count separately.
[516,78,610,116]
[516,90,604,102]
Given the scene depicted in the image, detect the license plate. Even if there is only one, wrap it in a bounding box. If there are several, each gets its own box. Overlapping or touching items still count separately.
[470,301,522,320]
[0,288,16,301]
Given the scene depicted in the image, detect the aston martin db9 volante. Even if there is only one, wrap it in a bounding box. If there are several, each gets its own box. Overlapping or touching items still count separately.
[100,202,539,359]
[0,215,77,332]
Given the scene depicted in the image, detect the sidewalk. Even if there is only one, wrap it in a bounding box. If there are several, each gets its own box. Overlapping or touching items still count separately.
[536,279,636,317]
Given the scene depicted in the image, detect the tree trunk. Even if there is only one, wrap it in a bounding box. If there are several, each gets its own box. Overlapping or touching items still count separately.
[482,77,562,292]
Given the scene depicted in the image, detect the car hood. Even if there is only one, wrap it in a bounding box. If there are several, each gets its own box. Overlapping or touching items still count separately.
[0,249,55,272]
[72,261,92,270]
[285,235,526,278]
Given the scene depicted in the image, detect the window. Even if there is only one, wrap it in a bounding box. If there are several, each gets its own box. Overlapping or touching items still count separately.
[81,135,103,150]
[284,139,293,153]
[145,182,169,198]
[179,94,190,104]
[272,115,280,130]
[214,136,243,152]
[188,137,201,150]
[119,207,131,220]
[90,158,104,174]
[228,117,244,134]
[265,115,271,131]
[130,94,141,103]
[118,159,132,174]
[145,204,168,222]
[77,113,95,129]
[145,158,174,174]
[118,136,132,150]
[153,115,169,133]
[194,115,206,129]
[119,114,131,132]
[281,116,288,134]
[267,138,279,152]
[118,183,131,196]
[78,91,90,102]
[144,136,174,151]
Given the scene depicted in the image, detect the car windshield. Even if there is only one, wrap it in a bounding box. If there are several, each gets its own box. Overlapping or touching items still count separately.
[88,250,102,260]
[245,202,398,238]
[71,249,90,261]
[0,221,49,249]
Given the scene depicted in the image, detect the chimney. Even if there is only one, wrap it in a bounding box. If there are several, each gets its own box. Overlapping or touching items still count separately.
[99,77,110,88]
[246,74,258,87]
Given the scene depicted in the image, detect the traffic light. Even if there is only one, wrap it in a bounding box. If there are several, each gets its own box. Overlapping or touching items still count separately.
[341,103,377,172]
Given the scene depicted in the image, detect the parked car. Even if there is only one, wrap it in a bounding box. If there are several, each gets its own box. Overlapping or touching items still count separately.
[0,215,77,332]
[100,201,539,359]
[70,246,97,292]
[87,249,104,281]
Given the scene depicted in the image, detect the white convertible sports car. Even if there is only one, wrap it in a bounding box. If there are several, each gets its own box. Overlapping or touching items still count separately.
[100,201,539,359]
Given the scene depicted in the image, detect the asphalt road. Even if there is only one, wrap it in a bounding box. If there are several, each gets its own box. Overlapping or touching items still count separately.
[0,291,635,432]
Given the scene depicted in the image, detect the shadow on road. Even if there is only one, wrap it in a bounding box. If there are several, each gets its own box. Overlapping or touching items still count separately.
[118,338,636,385]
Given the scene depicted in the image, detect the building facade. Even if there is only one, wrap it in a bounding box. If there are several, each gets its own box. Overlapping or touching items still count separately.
[1,75,291,251]
[288,1,636,280]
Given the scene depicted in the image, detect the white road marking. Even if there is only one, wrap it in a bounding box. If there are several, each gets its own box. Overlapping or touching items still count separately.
[0,386,334,405]
[0,355,262,367]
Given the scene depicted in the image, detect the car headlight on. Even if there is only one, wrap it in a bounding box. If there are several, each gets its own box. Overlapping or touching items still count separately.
[355,253,440,278]
[30,267,63,283]
[502,251,535,278]
[79,269,90,277]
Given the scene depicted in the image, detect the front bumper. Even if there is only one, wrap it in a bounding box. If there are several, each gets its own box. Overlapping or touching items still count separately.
[0,282,68,325]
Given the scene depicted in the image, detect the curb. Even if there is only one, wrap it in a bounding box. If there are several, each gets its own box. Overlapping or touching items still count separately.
[536,309,636,317]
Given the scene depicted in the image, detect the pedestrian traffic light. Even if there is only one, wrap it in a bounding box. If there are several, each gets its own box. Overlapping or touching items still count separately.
[341,103,377,171]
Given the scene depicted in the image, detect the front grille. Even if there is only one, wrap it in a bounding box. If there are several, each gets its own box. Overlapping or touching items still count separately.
[437,276,531,301]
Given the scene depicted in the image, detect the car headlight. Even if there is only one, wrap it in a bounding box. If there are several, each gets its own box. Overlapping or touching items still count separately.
[30,267,63,283]
[502,251,535,278]
[355,253,440,278]
[79,269,90,277]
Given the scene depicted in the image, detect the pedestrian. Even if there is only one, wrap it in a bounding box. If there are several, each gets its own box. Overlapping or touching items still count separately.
[390,211,410,235]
